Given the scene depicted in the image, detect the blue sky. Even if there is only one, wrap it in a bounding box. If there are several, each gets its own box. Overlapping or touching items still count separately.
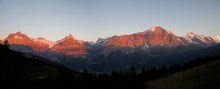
[0,0,220,42]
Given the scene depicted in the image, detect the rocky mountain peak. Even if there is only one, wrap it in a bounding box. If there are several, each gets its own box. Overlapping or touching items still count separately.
[186,32,197,37]
[150,25,163,32]
[65,34,74,39]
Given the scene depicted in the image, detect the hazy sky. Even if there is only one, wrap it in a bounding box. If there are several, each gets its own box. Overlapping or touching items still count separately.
[0,0,220,42]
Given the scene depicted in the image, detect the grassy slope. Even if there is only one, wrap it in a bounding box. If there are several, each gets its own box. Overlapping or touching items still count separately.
[147,60,220,89]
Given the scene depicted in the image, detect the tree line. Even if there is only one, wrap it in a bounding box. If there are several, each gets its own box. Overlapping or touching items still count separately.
[32,55,220,89]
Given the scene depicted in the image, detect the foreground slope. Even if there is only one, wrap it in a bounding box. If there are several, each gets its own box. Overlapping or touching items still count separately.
[147,59,220,89]
[0,44,79,89]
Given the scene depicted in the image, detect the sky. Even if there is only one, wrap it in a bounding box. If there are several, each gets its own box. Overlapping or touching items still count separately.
[0,0,220,42]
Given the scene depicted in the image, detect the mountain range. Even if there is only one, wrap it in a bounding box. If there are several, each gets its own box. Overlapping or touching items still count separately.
[95,26,215,47]
[0,25,217,72]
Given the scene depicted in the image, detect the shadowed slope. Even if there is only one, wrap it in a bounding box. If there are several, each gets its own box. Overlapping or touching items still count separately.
[147,59,220,89]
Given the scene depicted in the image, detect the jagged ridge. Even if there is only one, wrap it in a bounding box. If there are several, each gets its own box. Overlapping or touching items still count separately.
[3,25,216,57]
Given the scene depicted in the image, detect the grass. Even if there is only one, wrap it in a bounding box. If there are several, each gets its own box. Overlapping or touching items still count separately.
[146,60,220,89]
[17,64,58,81]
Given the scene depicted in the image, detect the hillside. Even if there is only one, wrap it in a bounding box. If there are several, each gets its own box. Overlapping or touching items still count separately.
[0,44,80,89]
[146,59,220,89]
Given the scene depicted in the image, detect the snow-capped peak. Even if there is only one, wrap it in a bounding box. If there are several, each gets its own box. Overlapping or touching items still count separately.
[33,37,55,48]
[150,25,162,31]
[186,32,197,37]
[154,25,161,27]
[11,31,27,39]
[184,32,215,44]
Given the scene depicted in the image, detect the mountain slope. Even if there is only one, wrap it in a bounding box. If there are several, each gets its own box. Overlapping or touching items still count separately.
[0,44,83,89]
[50,34,87,57]
[4,32,51,51]
[182,32,215,45]
[33,37,55,48]
[147,59,220,89]
[4,32,33,45]
[0,44,55,88]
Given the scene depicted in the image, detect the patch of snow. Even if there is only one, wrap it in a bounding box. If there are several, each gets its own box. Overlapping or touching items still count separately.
[142,42,149,49]
[186,32,196,38]
[177,38,181,41]
[166,29,174,35]
[89,41,95,45]
[34,38,55,48]
[14,35,23,39]
[154,25,161,27]
[184,33,214,44]
[56,38,66,44]
[96,37,110,46]
[145,43,149,48]
[197,35,208,43]
[184,36,199,44]
[150,25,162,31]
[193,35,213,44]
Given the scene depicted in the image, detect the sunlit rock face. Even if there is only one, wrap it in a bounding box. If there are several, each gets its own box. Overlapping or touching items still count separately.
[4,32,33,46]
[4,32,87,57]
[50,34,87,57]
[146,26,182,46]
[4,32,50,52]
[107,34,146,48]
[107,25,183,48]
